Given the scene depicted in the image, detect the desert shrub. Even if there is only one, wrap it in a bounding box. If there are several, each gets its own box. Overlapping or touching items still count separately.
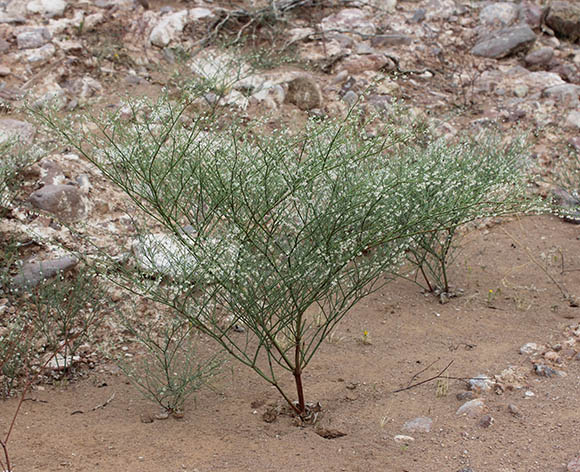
[393,135,532,295]
[118,314,222,416]
[550,145,580,223]
[38,92,532,418]
[26,271,110,372]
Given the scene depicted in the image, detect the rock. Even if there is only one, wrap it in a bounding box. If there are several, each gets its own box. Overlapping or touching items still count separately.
[520,1,542,29]
[456,399,485,418]
[524,390,535,398]
[370,33,412,47]
[551,187,580,224]
[149,10,189,47]
[478,414,494,428]
[456,391,474,401]
[524,47,554,67]
[520,342,539,354]
[29,184,89,221]
[189,7,213,21]
[132,233,197,278]
[544,350,561,362]
[285,75,322,111]
[566,110,580,129]
[342,90,357,105]
[39,160,65,186]
[339,54,395,74]
[17,28,51,49]
[410,8,426,23]
[0,65,10,76]
[393,434,415,444]
[27,0,67,18]
[513,84,528,97]
[402,417,432,433]
[533,364,557,377]
[568,457,580,472]
[11,255,78,288]
[26,43,56,63]
[543,84,580,107]
[425,0,457,21]
[545,2,580,42]
[468,374,493,393]
[507,403,521,417]
[479,2,520,26]
[0,119,36,145]
[320,9,376,35]
[471,25,536,59]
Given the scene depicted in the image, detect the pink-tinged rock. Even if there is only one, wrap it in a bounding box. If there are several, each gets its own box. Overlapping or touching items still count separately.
[568,456,580,472]
[339,54,395,74]
[29,184,89,221]
[456,399,485,418]
[12,255,78,288]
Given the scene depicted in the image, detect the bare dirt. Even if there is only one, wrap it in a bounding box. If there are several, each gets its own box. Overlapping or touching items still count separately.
[2,215,580,472]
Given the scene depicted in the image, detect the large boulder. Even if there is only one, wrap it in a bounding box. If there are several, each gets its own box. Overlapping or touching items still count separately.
[471,25,536,58]
[545,2,580,43]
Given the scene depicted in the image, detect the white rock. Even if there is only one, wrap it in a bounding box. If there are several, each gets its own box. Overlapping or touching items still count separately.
[393,435,415,444]
[519,342,539,355]
[133,233,197,277]
[456,399,485,418]
[26,43,56,63]
[566,111,580,130]
[149,10,189,48]
[27,0,67,18]
[479,2,520,25]
[189,7,214,21]
[468,374,493,393]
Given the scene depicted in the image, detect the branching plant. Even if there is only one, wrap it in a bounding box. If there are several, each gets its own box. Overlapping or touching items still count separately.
[393,135,534,294]
[118,314,222,416]
[38,90,533,418]
[27,271,109,372]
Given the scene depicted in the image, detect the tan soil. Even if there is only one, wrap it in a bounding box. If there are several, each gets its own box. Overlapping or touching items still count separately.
[2,215,580,472]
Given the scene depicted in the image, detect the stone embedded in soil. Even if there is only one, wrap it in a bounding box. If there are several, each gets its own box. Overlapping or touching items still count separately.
[568,456,580,472]
[543,84,580,107]
[17,28,51,49]
[551,187,580,223]
[26,43,56,63]
[27,0,67,18]
[29,184,89,221]
[149,10,189,48]
[478,414,494,428]
[524,47,554,68]
[456,391,474,401]
[520,342,539,355]
[393,434,414,444]
[456,399,485,418]
[320,8,376,35]
[479,2,520,26]
[11,255,78,288]
[533,364,559,377]
[339,54,395,74]
[566,111,580,129]
[468,374,493,393]
[370,33,412,47]
[544,2,580,42]
[507,403,522,417]
[285,75,323,111]
[402,416,433,433]
[471,25,536,59]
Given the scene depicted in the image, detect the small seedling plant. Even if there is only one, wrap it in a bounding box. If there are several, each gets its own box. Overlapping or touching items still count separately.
[40,91,532,418]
